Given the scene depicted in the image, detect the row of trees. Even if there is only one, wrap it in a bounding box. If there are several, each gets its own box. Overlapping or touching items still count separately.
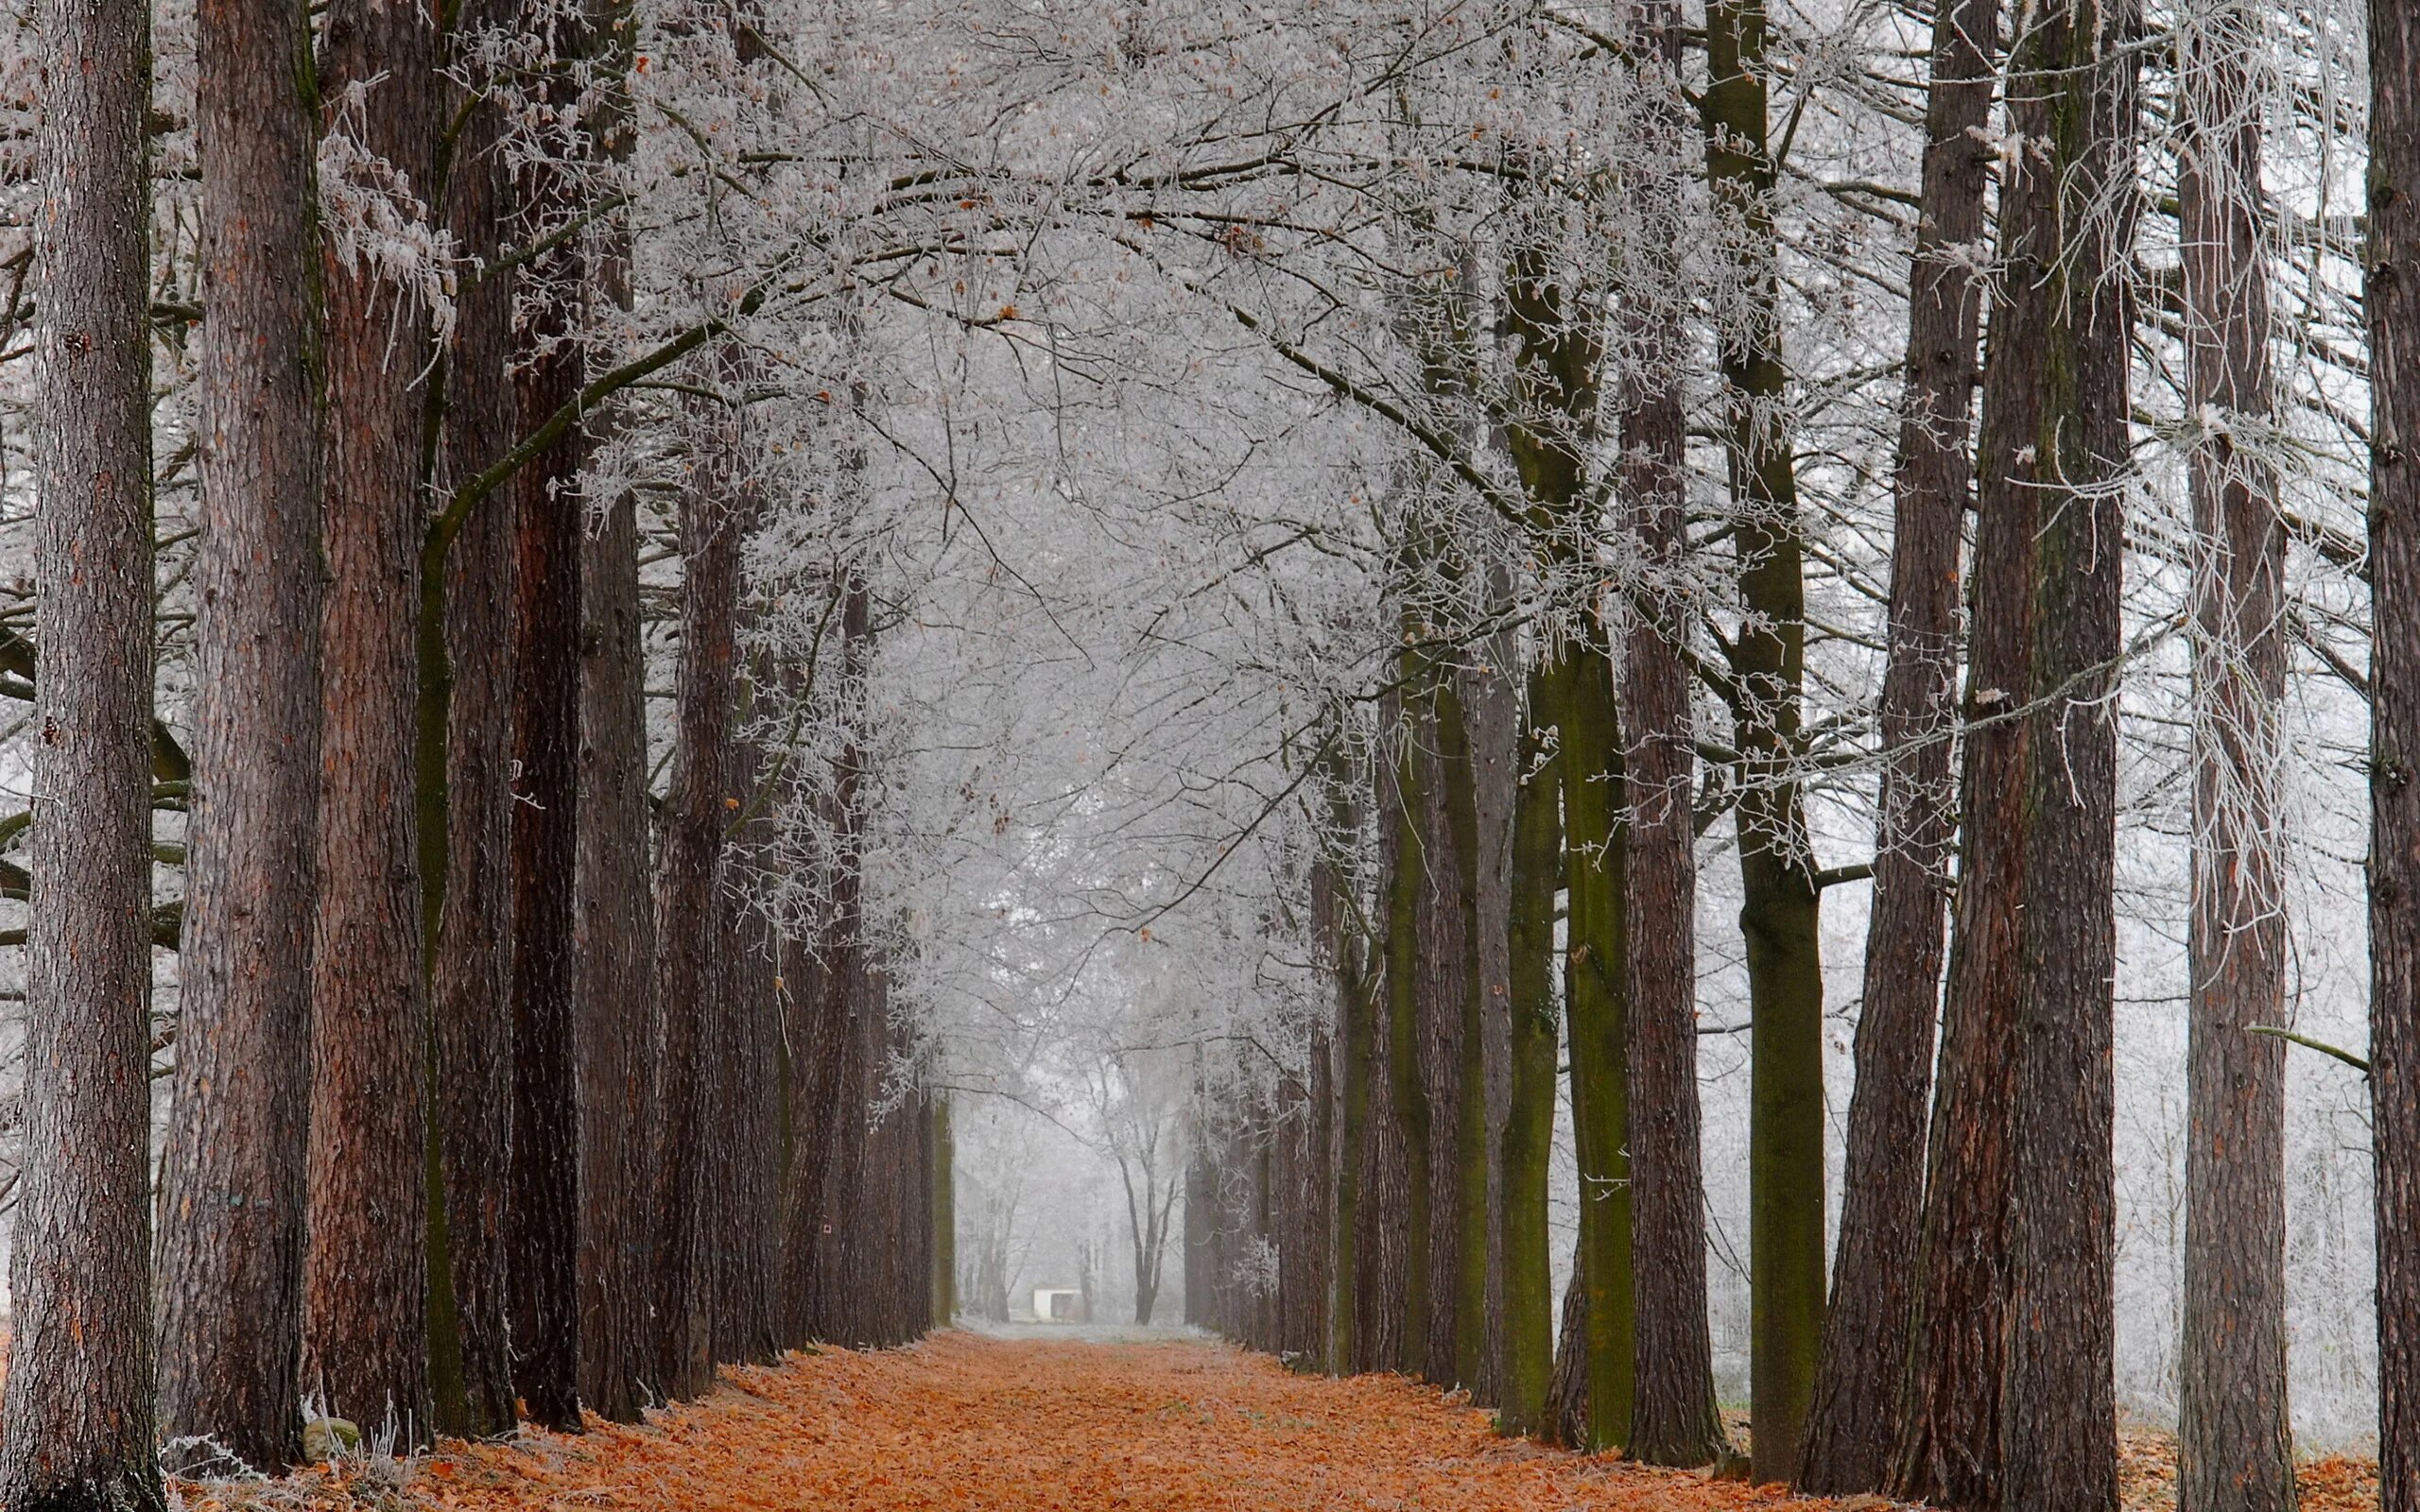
[4,3,2416,1512]
[1162,3,2406,1512]
[3,3,951,1506]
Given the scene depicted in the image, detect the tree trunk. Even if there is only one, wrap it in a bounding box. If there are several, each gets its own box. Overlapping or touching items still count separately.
[932,1095,957,1325]
[2373,0,2420,1506]
[0,6,167,1504]
[1699,0,1825,1477]
[578,474,656,1418]
[1320,751,1370,1375]
[305,0,440,1444]
[1997,5,2138,1507]
[781,576,871,1345]
[1561,646,1633,1452]
[1621,27,1727,1456]
[574,0,654,1424]
[155,0,322,1472]
[1546,1231,1592,1450]
[501,8,591,1431]
[2176,7,2293,1510]
[1385,680,1434,1377]
[1799,0,1994,1489]
[423,0,519,1436]
[709,796,783,1365]
[1433,676,1494,1395]
[1895,23,2047,1504]
[1500,205,1627,1452]
[1496,666,1560,1436]
[650,388,751,1398]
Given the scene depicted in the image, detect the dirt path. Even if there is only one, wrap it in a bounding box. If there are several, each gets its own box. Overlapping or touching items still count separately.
[374,1332,1799,1512]
[182,1331,2382,1512]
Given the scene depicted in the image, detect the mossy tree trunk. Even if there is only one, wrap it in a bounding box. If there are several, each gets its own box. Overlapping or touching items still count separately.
[1699,0,1826,1476]
[1496,665,1561,1436]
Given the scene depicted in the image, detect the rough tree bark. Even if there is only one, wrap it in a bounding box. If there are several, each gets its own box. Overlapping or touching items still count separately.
[1895,29,2044,1512]
[504,6,590,1424]
[1384,674,1436,1377]
[155,0,324,1472]
[650,386,752,1397]
[710,710,783,1365]
[2176,5,2293,1509]
[1621,0,1729,1470]
[305,0,440,1444]
[1546,1231,1592,1449]
[783,576,871,1345]
[573,0,656,1423]
[577,472,656,1415]
[0,5,168,1504]
[424,0,518,1435]
[1432,677,1492,1395]
[1798,0,1994,1490]
[1322,754,1374,1374]
[2373,0,2420,1506]
[1997,3,2138,1507]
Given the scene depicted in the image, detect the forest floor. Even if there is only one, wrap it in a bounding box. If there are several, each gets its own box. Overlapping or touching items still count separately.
[177,1331,2382,1512]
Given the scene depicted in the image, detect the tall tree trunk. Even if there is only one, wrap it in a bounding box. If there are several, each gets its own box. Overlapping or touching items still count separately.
[1896,32,2045,1512]
[155,0,323,1472]
[1384,679,1434,1377]
[2176,7,2293,1510]
[0,5,166,1503]
[1699,0,1824,1477]
[1355,909,1412,1374]
[650,387,751,1395]
[423,0,519,1435]
[1323,760,1374,1374]
[306,0,440,1444]
[502,6,591,1431]
[1496,666,1559,1436]
[573,0,654,1419]
[710,778,783,1365]
[1562,647,1633,1451]
[1501,209,1629,1452]
[932,1095,957,1325]
[1410,679,1475,1386]
[782,576,871,1344]
[2373,0,2420,1505]
[1799,0,1994,1490]
[577,472,655,1416]
[1434,676,1494,1395]
[1620,0,1727,1470]
[1618,69,1726,1470]
[1997,4,2138,1507]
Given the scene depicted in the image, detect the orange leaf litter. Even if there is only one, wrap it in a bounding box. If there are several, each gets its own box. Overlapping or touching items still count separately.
[180,1332,2382,1512]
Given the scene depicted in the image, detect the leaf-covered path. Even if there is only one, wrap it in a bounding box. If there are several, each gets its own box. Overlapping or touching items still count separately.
[185,1331,2383,1512]
[393,1331,1806,1512]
